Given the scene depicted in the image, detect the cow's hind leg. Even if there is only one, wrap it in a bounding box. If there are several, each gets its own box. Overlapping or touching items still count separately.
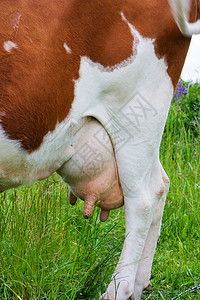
[103,161,168,300]
[134,164,170,300]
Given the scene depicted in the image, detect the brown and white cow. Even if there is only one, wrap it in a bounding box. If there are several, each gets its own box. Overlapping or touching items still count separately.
[0,0,199,299]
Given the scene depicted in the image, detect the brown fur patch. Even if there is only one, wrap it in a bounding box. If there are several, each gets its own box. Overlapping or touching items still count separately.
[158,187,165,198]
[0,0,133,152]
[198,0,200,19]
[123,0,197,88]
[0,0,197,152]
[162,175,169,184]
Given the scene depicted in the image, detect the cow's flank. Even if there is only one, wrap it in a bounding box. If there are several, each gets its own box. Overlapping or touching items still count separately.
[0,1,200,299]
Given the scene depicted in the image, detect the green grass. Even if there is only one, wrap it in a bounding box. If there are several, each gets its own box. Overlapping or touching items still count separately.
[0,180,124,300]
[0,97,199,299]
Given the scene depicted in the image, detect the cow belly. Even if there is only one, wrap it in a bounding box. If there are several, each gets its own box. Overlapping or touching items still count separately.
[57,117,124,218]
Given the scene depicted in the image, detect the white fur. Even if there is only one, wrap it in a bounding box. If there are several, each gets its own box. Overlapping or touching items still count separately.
[3,41,18,52]
[63,42,72,54]
[71,15,173,299]
[168,0,200,37]
[134,165,170,299]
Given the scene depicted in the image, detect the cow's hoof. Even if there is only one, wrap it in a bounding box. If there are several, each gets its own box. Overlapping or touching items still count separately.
[128,295,133,300]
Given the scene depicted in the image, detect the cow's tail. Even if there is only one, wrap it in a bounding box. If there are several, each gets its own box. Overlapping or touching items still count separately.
[169,0,200,37]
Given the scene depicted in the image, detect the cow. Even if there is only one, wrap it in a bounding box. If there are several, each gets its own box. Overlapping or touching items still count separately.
[0,0,199,299]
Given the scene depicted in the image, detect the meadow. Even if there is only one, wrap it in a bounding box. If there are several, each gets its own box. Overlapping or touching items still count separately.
[0,80,199,299]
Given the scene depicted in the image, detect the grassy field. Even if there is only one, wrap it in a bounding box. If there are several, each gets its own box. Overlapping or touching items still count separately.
[0,82,199,299]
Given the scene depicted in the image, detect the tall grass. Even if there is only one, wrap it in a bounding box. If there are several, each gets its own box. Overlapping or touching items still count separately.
[0,82,199,299]
[0,182,125,300]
